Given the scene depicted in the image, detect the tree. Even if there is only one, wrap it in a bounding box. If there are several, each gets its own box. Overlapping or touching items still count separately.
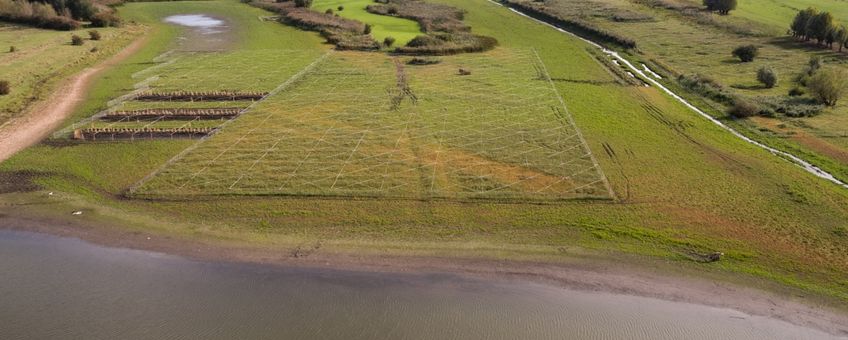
[791,8,818,40]
[835,25,848,52]
[705,0,736,15]
[806,11,835,45]
[294,0,312,8]
[807,67,848,106]
[732,44,759,62]
[757,67,778,88]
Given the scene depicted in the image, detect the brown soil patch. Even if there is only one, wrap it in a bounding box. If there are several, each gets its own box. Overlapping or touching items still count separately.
[751,116,848,164]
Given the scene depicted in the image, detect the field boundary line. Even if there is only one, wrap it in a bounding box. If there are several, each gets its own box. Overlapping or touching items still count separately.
[530,47,615,199]
[127,50,333,195]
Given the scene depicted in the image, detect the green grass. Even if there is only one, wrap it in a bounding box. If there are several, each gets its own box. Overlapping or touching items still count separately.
[313,0,421,46]
[135,49,324,93]
[133,49,610,200]
[0,24,139,123]
[509,0,848,183]
[2,0,848,307]
[732,0,848,33]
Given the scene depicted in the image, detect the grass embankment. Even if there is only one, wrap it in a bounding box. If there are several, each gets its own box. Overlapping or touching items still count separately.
[0,23,139,124]
[1,0,847,309]
[504,0,848,184]
[313,0,421,46]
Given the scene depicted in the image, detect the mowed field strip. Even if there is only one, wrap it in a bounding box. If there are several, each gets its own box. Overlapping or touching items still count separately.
[133,48,612,200]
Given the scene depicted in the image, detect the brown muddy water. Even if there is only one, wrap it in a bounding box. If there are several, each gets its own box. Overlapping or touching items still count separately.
[0,230,843,340]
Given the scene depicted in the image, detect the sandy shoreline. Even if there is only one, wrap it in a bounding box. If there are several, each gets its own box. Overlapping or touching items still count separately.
[1,212,846,336]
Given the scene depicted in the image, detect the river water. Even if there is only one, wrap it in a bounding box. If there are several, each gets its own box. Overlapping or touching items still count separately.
[0,230,842,339]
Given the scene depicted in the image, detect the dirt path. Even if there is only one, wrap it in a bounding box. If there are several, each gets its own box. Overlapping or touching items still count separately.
[0,34,149,162]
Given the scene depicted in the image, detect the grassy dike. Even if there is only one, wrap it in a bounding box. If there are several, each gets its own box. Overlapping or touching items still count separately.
[0,0,847,311]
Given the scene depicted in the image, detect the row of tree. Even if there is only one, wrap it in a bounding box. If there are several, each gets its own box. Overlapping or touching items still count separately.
[790,8,848,52]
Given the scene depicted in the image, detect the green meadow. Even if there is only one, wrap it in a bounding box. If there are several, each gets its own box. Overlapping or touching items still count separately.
[314,0,421,45]
[0,23,138,123]
[1,0,847,309]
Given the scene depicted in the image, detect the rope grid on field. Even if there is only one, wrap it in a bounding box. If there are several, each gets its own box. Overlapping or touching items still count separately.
[135,49,611,200]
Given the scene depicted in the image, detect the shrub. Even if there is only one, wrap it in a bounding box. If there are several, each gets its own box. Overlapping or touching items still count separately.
[0,80,9,95]
[90,11,121,27]
[363,23,372,34]
[294,0,312,8]
[71,35,84,46]
[732,44,758,62]
[756,67,777,88]
[806,56,822,75]
[337,5,343,11]
[458,68,471,76]
[807,67,848,106]
[383,36,396,47]
[8,46,15,53]
[0,0,81,30]
[407,57,441,65]
[704,0,737,15]
[728,97,759,118]
[396,33,497,55]
[788,86,805,97]
[88,30,101,41]
[677,73,733,104]
[755,96,824,117]
[324,8,332,15]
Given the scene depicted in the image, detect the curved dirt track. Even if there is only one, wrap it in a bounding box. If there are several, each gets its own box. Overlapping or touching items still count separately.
[0,34,149,162]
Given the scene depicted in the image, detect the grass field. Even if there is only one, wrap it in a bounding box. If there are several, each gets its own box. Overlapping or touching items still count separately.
[313,0,421,46]
[730,0,848,33]
[2,0,848,307]
[0,23,140,124]
[133,49,610,200]
[507,0,848,183]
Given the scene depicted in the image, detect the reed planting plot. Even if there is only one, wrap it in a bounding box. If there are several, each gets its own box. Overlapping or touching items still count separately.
[134,49,611,200]
[133,49,323,93]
